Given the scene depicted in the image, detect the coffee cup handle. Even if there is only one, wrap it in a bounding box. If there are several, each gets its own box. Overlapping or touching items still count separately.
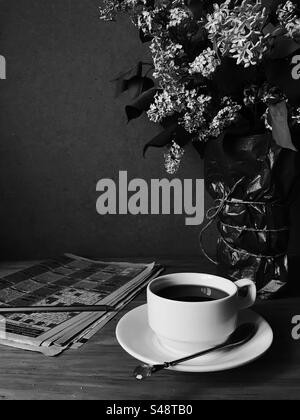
[235,279,257,310]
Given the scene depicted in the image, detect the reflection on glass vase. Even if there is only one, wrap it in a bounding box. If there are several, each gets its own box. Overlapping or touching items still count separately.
[202,133,297,299]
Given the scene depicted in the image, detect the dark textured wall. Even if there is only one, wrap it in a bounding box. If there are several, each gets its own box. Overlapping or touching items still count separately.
[0,0,298,261]
[0,0,215,260]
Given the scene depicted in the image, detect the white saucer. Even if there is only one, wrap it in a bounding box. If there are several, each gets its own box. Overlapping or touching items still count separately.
[116,305,273,373]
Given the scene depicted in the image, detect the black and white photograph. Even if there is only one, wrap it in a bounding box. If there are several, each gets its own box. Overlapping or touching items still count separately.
[0,0,300,403]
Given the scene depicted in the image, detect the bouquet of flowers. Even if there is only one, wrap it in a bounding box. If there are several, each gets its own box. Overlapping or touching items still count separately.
[100,1,300,297]
[100,0,300,173]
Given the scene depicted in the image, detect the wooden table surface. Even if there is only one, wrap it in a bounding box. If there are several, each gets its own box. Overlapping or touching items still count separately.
[0,258,299,400]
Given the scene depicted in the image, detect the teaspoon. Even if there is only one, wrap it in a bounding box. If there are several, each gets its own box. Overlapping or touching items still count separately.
[134,323,257,380]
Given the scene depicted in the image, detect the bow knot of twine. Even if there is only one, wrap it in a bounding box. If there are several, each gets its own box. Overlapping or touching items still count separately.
[199,177,289,265]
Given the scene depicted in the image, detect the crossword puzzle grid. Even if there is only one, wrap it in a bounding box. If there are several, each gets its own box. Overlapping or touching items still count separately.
[7,289,104,333]
[0,257,144,337]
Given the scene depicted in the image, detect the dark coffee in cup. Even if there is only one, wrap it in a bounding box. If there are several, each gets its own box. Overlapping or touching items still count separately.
[148,273,257,353]
[156,285,229,302]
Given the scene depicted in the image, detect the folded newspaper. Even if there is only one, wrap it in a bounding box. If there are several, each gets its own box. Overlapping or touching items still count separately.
[0,254,163,356]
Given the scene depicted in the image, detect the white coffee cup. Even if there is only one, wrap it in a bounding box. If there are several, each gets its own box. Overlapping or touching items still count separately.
[147,273,256,355]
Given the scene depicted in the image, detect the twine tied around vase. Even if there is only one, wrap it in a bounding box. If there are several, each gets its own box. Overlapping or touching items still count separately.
[199,177,290,265]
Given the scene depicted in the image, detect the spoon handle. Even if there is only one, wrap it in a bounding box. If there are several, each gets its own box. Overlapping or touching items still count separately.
[134,324,257,379]
[135,343,228,379]
[167,342,228,367]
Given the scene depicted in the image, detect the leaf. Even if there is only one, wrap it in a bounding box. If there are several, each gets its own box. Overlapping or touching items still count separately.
[112,65,138,97]
[173,125,194,148]
[212,57,259,97]
[160,114,180,129]
[143,124,177,157]
[114,77,129,98]
[223,114,252,138]
[269,36,300,59]
[188,26,209,57]
[139,29,153,43]
[143,124,193,156]
[112,62,153,98]
[193,140,207,159]
[126,75,155,99]
[125,87,158,122]
[141,77,155,93]
[145,0,155,7]
[185,0,205,19]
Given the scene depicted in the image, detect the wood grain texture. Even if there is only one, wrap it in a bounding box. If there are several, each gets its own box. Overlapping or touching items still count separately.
[0,258,299,400]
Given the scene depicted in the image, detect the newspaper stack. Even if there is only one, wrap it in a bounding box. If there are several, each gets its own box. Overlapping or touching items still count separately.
[0,254,163,356]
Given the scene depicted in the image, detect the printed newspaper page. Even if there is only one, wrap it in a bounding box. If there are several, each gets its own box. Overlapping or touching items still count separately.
[0,255,156,353]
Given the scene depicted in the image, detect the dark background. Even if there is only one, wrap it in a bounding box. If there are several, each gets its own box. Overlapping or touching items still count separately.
[0,0,298,260]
